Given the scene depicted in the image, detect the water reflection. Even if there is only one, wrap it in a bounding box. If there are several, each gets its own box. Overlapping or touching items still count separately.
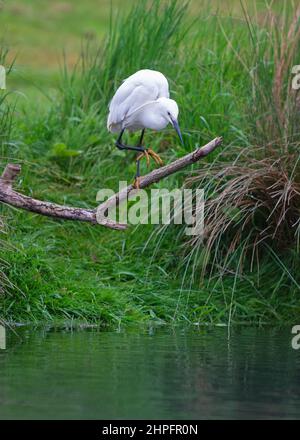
[0,326,299,419]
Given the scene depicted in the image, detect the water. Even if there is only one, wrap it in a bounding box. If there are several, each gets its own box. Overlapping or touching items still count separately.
[0,326,299,419]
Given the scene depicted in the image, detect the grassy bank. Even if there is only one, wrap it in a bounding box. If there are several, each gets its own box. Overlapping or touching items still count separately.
[0,0,299,326]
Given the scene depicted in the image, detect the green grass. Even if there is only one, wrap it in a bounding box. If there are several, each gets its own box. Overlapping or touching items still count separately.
[0,0,299,327]
[2,209,299,326]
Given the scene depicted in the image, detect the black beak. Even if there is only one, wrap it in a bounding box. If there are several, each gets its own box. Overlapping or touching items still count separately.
[170,117,183,145]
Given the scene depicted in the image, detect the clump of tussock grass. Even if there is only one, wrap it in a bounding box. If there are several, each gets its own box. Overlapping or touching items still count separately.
[187,147,300,270]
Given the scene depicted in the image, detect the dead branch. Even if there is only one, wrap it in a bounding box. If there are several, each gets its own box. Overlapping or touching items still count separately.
[0,137,222,230]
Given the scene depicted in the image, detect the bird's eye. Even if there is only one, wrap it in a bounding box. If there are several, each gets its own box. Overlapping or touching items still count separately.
[167,111,171,116]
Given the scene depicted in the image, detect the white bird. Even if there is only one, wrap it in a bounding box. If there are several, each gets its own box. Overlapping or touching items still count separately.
[107,69,183,188]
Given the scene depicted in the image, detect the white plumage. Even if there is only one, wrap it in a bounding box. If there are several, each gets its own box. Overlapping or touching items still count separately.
[107,69,180,134]
[107,69,183,189]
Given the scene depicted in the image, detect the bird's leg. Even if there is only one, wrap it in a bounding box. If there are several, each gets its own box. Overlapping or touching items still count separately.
[115,129,145,153]
[133,149,152,189]
[133,130,147,189]
[135,129,163,167]
[116,128,125,147]
[139,129,163,165]
[115,129,163,189]
[116,129,162,164]
[137,129,145,147]
[133,157,141,190]
[115,129,145,189]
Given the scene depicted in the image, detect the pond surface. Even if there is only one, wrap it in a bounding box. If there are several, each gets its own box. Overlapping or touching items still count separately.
[0,326,299,419]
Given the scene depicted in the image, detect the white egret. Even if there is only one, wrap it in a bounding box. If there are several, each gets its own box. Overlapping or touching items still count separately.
[107,69,183,188]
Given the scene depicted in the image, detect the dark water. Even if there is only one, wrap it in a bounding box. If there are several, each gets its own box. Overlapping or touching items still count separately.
[0,326,300,419]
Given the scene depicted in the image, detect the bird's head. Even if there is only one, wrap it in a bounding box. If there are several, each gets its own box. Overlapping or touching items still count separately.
[157,97,183,145]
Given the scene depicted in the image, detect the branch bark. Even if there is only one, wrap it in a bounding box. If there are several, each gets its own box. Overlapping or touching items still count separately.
[0,137,222,230]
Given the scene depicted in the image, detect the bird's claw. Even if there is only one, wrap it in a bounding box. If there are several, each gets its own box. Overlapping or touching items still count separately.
[148,148,163,166]
[133,176,141,190]
[136,149,163,168]
[136,150,150,168]
[134,149,163,190]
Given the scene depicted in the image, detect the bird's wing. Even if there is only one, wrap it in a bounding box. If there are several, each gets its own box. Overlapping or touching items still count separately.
[108,83,157,128]
[107,70,169,131]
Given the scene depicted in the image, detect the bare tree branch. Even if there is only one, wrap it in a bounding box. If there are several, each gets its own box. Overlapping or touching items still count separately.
[0,137,222,230]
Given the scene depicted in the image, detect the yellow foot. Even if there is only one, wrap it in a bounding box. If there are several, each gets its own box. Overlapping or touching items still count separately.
[136,149,163,167]
[148,148,163,166]
[133,176,141,190]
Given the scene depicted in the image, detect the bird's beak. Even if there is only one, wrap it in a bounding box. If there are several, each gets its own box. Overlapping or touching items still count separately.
[170,117,183,145]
